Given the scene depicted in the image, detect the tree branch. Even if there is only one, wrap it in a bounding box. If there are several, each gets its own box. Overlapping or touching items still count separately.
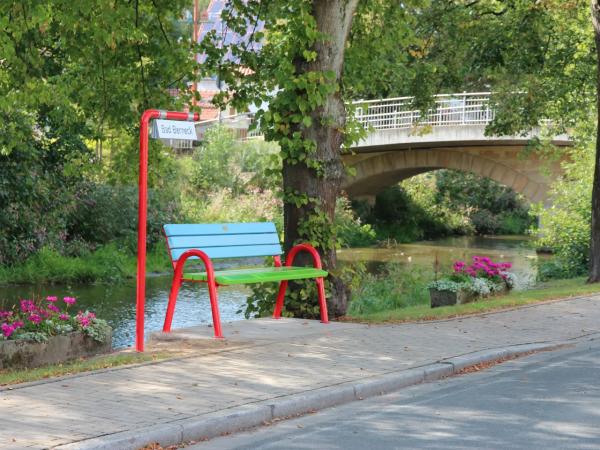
[135,0,148,108]
[151,0,171,46]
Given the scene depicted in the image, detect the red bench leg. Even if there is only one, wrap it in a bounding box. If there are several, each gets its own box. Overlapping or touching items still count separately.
[273,280,288,319]
[208,280,223,338]
[163,249,223,339]
[316,277,328,323]
[274,244,330,323]
[163,274,182,332]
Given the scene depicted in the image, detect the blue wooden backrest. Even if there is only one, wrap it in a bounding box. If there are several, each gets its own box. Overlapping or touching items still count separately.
[163,222,282,262]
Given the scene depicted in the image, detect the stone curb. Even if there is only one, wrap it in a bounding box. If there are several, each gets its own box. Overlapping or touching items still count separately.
[52,341,560,450]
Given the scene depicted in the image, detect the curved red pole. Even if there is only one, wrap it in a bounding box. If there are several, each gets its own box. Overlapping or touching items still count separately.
[163,249,223,338]
[136,110,199,352]
[285,244,323,269]
[273,244,328,323]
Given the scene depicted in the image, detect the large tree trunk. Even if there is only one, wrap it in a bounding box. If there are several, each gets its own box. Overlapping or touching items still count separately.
[283,0,359,316]
[589,0,600,282]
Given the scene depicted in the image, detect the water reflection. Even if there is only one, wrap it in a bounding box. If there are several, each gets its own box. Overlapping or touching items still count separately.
[338,235,540,289]
[0,277,250,349]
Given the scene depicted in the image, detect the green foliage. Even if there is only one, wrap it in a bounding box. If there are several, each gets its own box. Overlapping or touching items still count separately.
[106,134,181,191]
[534,135,594,280]
[435,170,533,235]
[182,129,283,229]
[353,170,532,244]
[0,245,171,285]
[190,127,281,194]
[68,182,181,253]
[347,277,600,323]
[243,279,321,320]
[0,1,194,144]
[345,0,423,100]
[243,259,367,320]
[0,111,88,265]
[0,1,195,270]
[347,264,433,316]
[184,187,282,229]
[335,197,377,247]
[82,318,112,343]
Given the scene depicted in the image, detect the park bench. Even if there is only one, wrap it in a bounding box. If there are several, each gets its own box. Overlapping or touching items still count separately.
[162,222,329,338]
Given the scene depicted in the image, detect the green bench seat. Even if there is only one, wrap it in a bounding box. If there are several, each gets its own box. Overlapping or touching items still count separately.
[162,222,329,338]
[184,266,328,285]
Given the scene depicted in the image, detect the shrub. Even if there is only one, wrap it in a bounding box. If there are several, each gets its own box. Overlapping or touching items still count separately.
[351,170,533,244]
[533,141,592,280]
[347,264,433,315]
[190,127,280,195]
[0,143,76,265]
[335,196,377,247]
[68,182,181,253]
[183,187,282,230]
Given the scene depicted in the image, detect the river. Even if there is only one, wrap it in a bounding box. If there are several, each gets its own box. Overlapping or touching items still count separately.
[0,235,538,349]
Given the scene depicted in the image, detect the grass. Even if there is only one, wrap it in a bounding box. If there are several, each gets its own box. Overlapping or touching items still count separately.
[0,351,172,386]
[345,277,600,323]
[0,244,172,285]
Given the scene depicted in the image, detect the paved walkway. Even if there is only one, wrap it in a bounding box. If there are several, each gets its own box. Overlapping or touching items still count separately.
[1,295,600,449]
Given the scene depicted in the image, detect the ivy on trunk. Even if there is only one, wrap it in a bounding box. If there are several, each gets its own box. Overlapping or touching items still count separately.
[201,0,360,316]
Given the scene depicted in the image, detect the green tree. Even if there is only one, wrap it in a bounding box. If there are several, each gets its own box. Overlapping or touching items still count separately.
[200,0,361,315]
[0,1,195,263]
[590,0,600,281]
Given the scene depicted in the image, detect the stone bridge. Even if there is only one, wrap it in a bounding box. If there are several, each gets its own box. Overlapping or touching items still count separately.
[192,92,570,204]
[343,93,570,205]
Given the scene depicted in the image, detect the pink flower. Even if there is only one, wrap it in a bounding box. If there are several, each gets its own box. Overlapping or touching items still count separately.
[13,321,23,328]
[20,300,35,313]
[453,261,466,272]
[28,314,42,325]
[59,313,70,321]
[1,323,15,338]
[46,296,58,302]
[63,297,76,305]
[47,304,60,313]
[0,311,13,319]
[76,311,92,328]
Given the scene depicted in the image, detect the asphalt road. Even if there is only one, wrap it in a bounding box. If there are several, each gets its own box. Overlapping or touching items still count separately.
[192,337,600,450]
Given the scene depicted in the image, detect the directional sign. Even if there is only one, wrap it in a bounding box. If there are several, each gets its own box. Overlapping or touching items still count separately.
[151,119,198,140]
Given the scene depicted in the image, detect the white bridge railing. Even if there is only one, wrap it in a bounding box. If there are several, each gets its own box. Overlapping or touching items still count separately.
[353,92,495,130]
[184,92,496,148]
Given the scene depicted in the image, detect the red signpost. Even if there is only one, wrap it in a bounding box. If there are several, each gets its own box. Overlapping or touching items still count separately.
[136,110,199,352]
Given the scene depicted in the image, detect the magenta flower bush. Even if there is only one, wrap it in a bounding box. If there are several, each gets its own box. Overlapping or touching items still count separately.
[453,256,513,282]
[0,296,110,343]
[429,256,516,297]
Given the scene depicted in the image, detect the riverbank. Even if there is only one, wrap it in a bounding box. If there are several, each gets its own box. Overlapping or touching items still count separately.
[0,244,172,285]
[344,277,600,323]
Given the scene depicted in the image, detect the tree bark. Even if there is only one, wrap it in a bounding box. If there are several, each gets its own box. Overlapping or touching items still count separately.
[283,0,359,315]
[589,0,600,282]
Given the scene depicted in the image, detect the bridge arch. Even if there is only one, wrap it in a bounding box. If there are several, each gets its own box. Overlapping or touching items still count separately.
[343,148,551,204]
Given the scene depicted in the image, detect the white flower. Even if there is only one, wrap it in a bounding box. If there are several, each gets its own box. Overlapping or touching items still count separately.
[470,278,491,296]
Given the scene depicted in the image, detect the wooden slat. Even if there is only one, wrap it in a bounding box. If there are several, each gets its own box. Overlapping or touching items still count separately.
[168,233,280,250]
[164,222,276,237]
[171,244,282,261]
